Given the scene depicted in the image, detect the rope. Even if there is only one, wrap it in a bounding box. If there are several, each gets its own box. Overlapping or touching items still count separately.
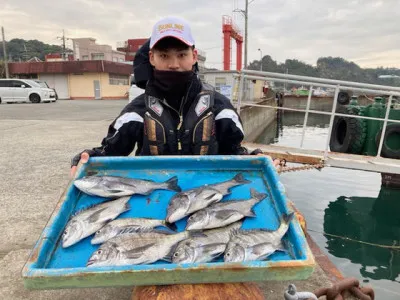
[278,163,324,174]
[308,228,400,250]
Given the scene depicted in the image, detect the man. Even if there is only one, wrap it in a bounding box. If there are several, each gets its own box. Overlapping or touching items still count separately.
[70,16,249,177]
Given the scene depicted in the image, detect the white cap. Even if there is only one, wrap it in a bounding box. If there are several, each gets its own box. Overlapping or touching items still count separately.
[150,16,195,49]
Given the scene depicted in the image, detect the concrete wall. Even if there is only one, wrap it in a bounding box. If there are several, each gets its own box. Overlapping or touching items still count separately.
[69,73,129,99]
[100,73,129,99]
[283,96,373,111]
[240,98,277,142]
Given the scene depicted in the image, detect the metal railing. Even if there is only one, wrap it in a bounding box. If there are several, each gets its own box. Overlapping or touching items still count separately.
[235,70,400,161]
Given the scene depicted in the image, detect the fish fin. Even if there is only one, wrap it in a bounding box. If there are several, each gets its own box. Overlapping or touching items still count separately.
[164,176,181,192]
[188,230,207,238]
[108,189,126,194]
[233,173,251,184]
[244,210,256,217]
[151,228,174,235]
[162,221,177,232]
[250,189,267,202]
[72,204,99,217]
[201,243,226,259]
[215,210,240,221]
[124,243,156,259]
[283,212,295,224]
[87,207,109,223]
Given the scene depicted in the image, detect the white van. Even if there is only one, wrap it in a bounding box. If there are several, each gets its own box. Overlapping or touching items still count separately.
[0,79,57,104]
[128,74,144,103]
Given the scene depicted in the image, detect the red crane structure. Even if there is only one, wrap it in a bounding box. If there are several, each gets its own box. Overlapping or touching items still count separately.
[222,15,243,71]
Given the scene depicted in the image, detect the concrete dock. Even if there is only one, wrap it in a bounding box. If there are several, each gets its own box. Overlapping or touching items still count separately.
[0,100,334,299]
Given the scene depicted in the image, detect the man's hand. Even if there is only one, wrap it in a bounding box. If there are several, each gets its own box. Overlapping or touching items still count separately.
[70,151,91,178]
[256,153,284,170]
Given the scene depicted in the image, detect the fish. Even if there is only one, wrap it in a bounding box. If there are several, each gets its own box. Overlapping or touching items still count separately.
[62,196,131,248]
[87,230,202,267]
[224,213,294,263]
[172,221,242,264]
[185,189,266,231]
[74,175,181,198]
[91,218,177,244]
[166,173,250,223]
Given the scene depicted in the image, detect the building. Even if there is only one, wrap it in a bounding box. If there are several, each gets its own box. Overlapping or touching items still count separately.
[8,60,132,100]
[72,38,126,62]
[117,38,149,61]
[204,70,265,102]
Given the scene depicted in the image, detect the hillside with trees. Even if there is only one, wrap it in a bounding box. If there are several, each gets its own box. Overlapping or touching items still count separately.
[0,38,64,62]
[248,56,400,87]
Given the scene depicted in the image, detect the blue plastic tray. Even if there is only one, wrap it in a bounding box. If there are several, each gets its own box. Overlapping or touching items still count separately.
[22,155,315,289]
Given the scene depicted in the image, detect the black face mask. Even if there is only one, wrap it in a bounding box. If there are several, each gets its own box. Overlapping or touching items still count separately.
[153,69,194,94]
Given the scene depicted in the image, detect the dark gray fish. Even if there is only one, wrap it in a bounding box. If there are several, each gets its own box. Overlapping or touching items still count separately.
[62,196,131,248]
[224,213,294,262]
[185,189,266,230]
[74,175,181,198]
[87,231,200,267]
[172,221,242,264]
[166,173,250,223]
[91,218,176,244]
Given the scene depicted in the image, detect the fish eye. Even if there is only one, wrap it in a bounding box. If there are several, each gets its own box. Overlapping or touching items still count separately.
[173,252,179,257]
[96,230,101,234]
[97,250,102,255]
[226,252,231,257]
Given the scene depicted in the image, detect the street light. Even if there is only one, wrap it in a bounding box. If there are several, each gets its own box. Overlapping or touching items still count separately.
[258,48,262,71]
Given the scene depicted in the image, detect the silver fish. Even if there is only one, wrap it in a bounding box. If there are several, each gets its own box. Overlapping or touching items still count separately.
[185,189,266,230]
[172,221,242,264]
[62,196,131,248]
[91,218,177,244]
[87,231,197,267]
[224,213,294,263]
[166,173,250,223]
[74,175,181,198]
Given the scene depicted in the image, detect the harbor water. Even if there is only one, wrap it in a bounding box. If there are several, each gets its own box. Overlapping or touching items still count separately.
[255,110,400,299]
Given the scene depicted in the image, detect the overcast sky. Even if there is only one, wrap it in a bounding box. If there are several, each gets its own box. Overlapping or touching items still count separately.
[1,0,399,69]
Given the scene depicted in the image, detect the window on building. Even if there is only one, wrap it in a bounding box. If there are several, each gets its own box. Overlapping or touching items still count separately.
[91,53,105,60]
[82,55,89,60]
[109,74,129,85]
[215,77,227,92]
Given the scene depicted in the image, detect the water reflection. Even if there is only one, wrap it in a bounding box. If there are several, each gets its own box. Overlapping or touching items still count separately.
[324,186,400,282]
[254,111,331,146]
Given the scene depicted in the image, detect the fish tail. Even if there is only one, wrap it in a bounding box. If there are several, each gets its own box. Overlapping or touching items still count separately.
[164,176,181,192]
[283,212,295,225]
[163,221,178,232]
[250,189,267,202]
[232,173,251,184]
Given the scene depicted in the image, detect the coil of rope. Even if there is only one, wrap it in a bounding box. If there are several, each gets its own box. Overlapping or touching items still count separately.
[284,277,375,300]
[278,163,324,174]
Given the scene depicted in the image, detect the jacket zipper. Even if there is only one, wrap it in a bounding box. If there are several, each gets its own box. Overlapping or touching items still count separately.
[161,81,193,151]
[192,111,213,143]
[145,112,166,143]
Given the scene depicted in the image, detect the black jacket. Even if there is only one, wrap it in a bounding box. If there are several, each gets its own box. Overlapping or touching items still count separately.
[85,76,246,158]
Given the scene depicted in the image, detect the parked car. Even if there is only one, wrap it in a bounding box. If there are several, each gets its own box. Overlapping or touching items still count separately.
[128,74,144,103]
[0,79,57,104]
[34,80,58,100]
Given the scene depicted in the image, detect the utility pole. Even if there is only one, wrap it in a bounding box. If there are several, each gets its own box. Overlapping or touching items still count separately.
[57,30,67,60]
[234,0,254,69]
[1,26,9,78]
[244,0,248,69]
